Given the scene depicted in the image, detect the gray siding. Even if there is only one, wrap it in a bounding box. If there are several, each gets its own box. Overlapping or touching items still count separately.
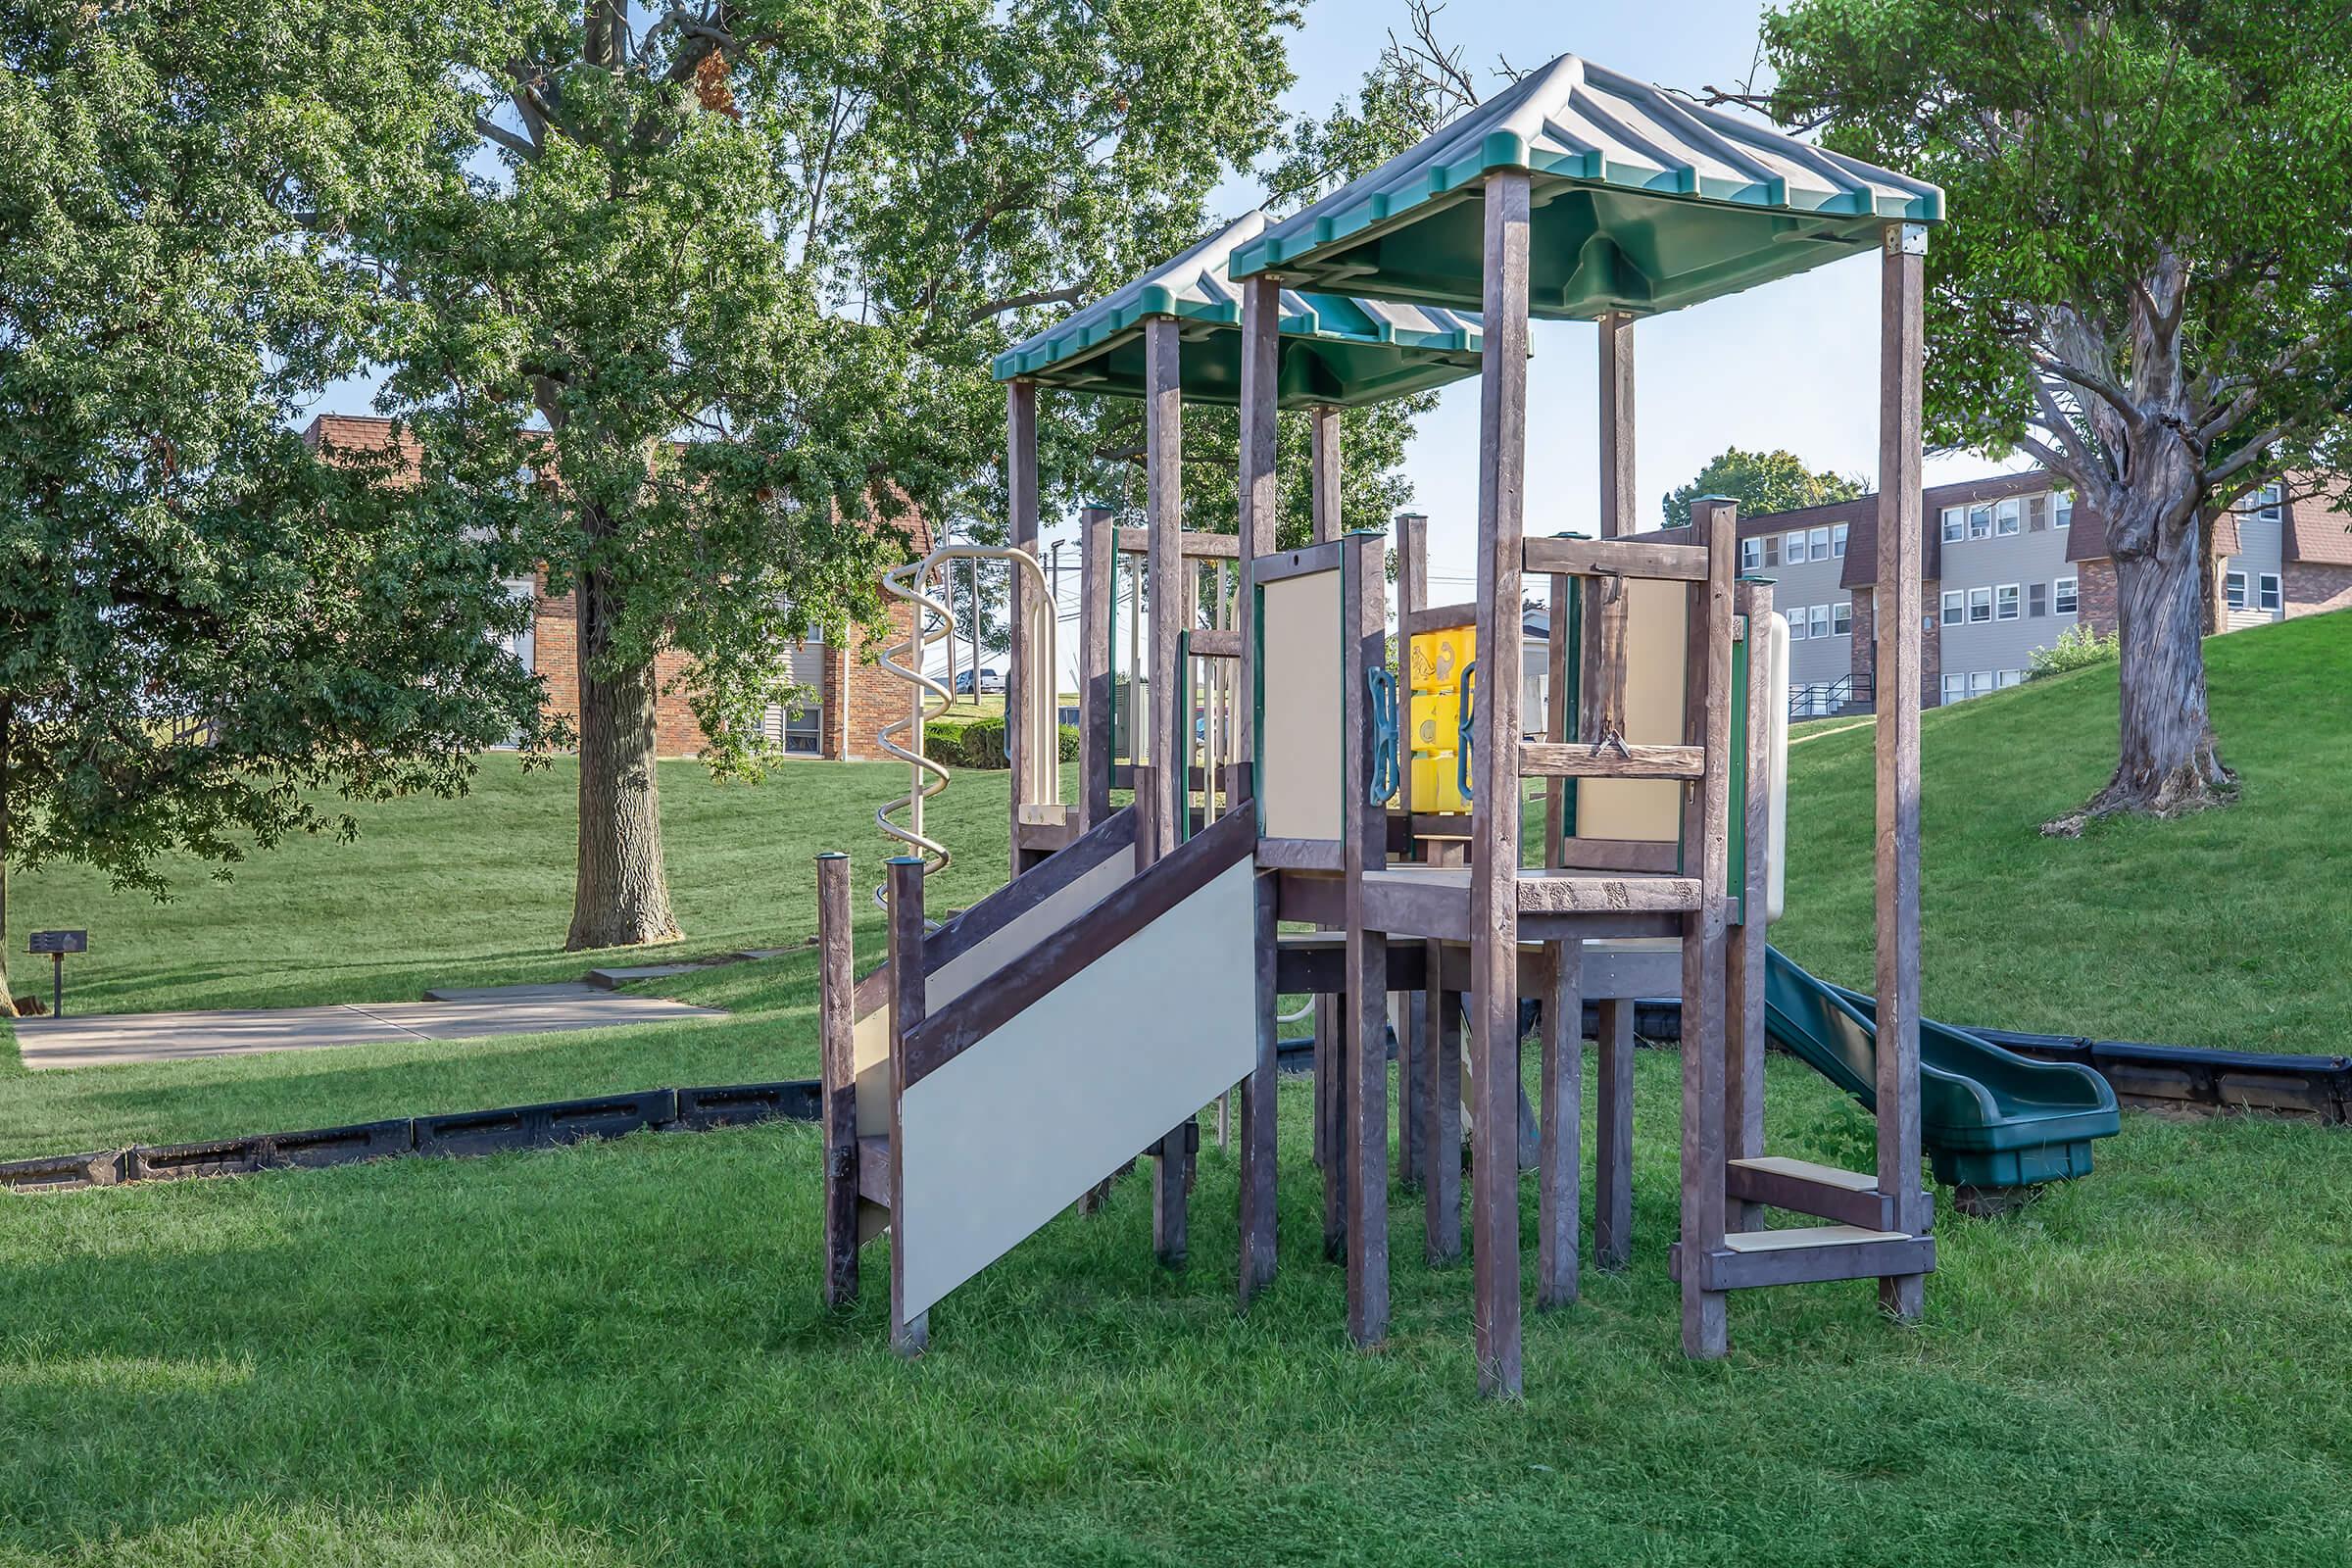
[1742,528,1854,695]
[1933,491,2081,699]
[2223,489,2286,625]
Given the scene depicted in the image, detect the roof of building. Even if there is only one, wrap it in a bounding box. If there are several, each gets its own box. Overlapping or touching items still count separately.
[992,211,1482,407]
[2284,479,2352,565]
[1229,52,1942,319]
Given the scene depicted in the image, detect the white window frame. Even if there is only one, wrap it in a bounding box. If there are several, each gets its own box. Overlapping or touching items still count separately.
[1940,673,1966,705]
[1832,602,1852,636]
[2258,572,2281,612]
[1941,506,1967,543]
[1995,498,2021,536]
[1968,669,1994,700]
[2052,490,2073,528]
[1968,586,1992,623]
[1940,589,1965,627]
[2028,582,2047,617]
[2225,571,2247,611]
[1763,535,1781,568]
[1785,530,1809,564]
[1968,504,1993,540]
[1995,583,2021,621]
[1787,610,1808,641]
[1809,604,1831,639]
[1808,526,1831,562]
[1998,669,2024,690]
[1832,522,1848,558]
[1740,536,1763,571]
[2256,483,2282,523]
[2053,575,2079,615]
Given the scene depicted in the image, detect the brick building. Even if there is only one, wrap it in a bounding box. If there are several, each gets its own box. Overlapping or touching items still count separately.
[304,415,928,760]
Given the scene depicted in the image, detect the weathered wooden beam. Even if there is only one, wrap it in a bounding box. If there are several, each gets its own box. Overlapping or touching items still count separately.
[1677,499,1737,1360]
[1080,507,1113,828]
[817,852,858,1308]
[1396,512,1430,1193]
[1114,526,1241,559]
[1006,378,1040,877]
[1593,996,1635,1270]
[1514,871,1700,914]
[1145,316,1183,864]
[1537,938,1581,1309]
[1877,221,1931,1317]
[1519,741,1704,780]
[1401,602,1483,637]
[1671,1231,1936,1293]
[886,855,928,1356]
[1471,170,1532,1399]
[1235,271,1281,1308]
[1341,529,1391,1348]
[1523,536,1706,581]
[1186,627,1242,659]
[1423,975,1463,1264]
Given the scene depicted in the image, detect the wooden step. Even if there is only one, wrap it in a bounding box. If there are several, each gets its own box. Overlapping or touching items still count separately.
[1670,1223,1936,1292]
[1726,1155,1928,1231]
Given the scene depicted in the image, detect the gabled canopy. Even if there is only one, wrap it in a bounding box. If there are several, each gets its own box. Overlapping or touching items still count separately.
[1229,53,1943,321]
[992,212,1481,407]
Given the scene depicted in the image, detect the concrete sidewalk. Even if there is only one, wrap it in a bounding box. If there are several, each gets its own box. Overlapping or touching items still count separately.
[13,983,724,1071]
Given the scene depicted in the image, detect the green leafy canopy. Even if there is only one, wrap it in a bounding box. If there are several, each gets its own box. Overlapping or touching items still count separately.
[1663,448,1866,530]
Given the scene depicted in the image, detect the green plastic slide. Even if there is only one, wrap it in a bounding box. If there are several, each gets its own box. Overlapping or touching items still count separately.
[1763,947,2121,1190]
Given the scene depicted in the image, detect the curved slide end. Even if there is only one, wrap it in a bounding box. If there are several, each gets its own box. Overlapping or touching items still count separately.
[1763,946,2122,1194]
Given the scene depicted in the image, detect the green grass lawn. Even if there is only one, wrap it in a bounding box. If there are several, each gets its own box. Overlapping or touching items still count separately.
[5,1059,2350,1565]
[5,618,2352,1562]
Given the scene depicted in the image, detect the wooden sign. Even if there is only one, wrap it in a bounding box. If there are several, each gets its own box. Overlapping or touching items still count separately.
[28,929,86,955]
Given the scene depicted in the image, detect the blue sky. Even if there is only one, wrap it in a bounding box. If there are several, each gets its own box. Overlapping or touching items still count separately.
[1192,0,2024,599]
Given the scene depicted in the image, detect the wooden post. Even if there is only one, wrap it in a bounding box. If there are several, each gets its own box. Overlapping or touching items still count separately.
[1145,316,1183,863]
[886,855,928,1355]
[1394,512,1428,1192]
[1235,273,1281,1305]
[1079,506,1114,830]
[818,852,858,1308]
[1538,938,1581,1308]
[1877,221,1931,1317]
[1423,974,1463,1264]
[1727,579,1774,1229]
[1311,404,1348,1264]
[1592,310,1638,1271]
[1678,500,1738,1360]
[1470,171,1532,1398]
[1341,528,1391,1348]
[1006,379,1041,875]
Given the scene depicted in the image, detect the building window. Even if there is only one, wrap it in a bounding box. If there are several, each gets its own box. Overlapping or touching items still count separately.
[1998,669,2024,690]
[2226,571,2247,611]
[2028,582,2048,617]
[1969,670,1994,700]
[1741,537,1763,571]
[1995,499,2021,536]
[763,702,822,756]
[2053,576,2079,615]
[1832,522,1848,558]
[1941,673,1965,705]
[2255,484,2282,523]
[1941,507,1967,544]
[1833,602,1852,636]
[1788,609,1808,641]
[2259,572,2281,612]
[1809,604,1831,639]
[1968,586,1992,623]
[1940,589,1965,626]
[1763,535,1781,567]
[1808,526,1831,562]
[1786,531,1810,564]
[2052,490,2073,528]
[2027,495,2049,532]
[1968,505,1993,539]
[1996,583,2021,620]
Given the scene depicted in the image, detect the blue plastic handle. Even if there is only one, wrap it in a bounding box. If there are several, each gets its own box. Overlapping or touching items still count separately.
[1367,666,1401,806]
[1456,661,1477,802]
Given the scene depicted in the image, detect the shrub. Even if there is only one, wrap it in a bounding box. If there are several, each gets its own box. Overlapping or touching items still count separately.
[2025,624,2121,681]
[917,716,1079,769]
[1058,723,1080,762]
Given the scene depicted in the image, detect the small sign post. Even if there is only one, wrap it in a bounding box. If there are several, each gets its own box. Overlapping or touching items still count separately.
[27,930,86,1019]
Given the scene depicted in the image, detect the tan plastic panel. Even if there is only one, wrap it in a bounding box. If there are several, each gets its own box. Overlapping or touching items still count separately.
[1257,568,1345,842]
[1573,575,1687,845]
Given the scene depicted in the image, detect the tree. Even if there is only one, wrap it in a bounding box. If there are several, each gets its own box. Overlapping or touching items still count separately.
[366,0,1298,948]
[0,0,551,1013]
[1754,0,2352,823]
[1662,448,1865,530]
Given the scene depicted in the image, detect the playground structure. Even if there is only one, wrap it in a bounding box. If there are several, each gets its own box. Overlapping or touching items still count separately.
[815,58,2117,1394]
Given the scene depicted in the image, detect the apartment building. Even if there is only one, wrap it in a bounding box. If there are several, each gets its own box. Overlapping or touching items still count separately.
[1732,469,2352,713]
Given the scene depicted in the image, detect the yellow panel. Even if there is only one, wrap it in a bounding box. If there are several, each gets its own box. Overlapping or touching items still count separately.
[1409,690,1460,754]
[1258,569,1344,841]
[1574,576,1687,845]
[1409,626,1475,692]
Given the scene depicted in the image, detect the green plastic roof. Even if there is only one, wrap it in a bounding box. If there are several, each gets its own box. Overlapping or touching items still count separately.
[992,212,1481,407]
[1229,53,1944,320]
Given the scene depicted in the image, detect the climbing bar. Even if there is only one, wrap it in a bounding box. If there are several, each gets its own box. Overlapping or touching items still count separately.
[1523,536,1708,581]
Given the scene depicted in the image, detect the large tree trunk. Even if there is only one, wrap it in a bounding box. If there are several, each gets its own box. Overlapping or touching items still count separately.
[566,561,681,950]
[0,700,15,1018]
[2052,487,2235,831]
